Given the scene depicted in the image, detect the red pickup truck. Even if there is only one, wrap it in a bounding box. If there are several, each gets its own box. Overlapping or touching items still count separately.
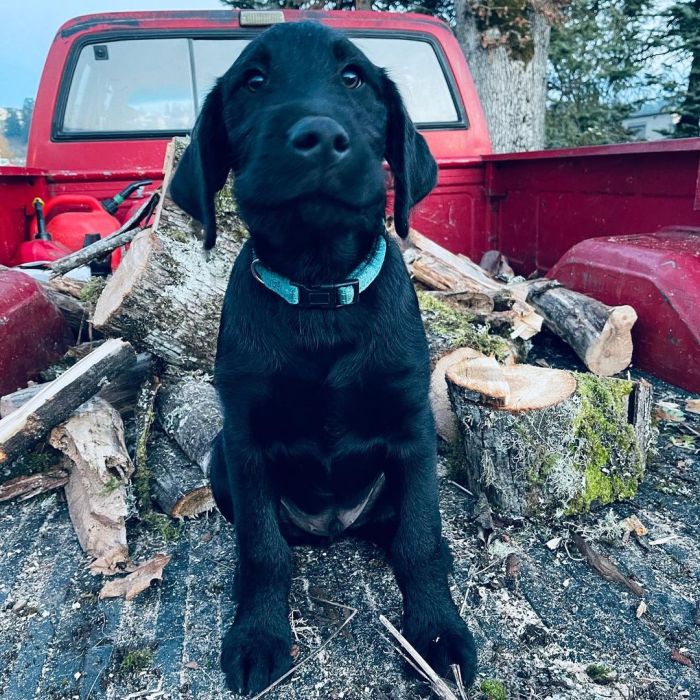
[1,9,698,392]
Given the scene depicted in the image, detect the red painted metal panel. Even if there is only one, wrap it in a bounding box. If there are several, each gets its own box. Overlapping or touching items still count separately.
[0,270,72,395]
[0,168,51,266]
[548,228,700,392]
[488,142,700,275]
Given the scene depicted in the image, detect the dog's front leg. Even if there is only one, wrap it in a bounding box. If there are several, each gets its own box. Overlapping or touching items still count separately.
[387,437,477,686]
[221,450,293,695]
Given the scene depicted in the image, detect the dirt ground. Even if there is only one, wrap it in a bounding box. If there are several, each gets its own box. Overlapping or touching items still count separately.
[0,333,698,700]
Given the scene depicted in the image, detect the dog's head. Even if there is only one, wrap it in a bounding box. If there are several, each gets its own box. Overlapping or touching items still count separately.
[169,21,437,250]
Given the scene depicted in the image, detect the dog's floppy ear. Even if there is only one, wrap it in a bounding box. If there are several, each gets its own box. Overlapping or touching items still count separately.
[169,81,230,250]
[382,72,437,238]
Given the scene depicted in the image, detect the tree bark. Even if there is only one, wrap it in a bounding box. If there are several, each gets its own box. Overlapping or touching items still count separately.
[155,377,223,475]
[92,138,247,371]
[454,1,552,152]
[148,433,215,518]
[0,339,136,465]
[447,359,652,518]
[0,353,153,419]
[49,398,134,574]
[521,279,638,376]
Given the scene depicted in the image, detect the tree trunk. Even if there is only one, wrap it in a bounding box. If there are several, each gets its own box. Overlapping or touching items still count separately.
[454,0,552,152]
[447,359,653,518]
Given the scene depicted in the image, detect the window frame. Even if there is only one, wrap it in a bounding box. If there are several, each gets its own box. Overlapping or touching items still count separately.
[52,27,468,142]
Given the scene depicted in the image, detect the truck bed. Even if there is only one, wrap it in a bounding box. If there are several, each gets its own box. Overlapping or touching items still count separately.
[1,356,698,700]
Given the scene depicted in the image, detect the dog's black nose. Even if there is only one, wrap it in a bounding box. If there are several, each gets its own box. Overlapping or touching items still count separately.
[288,116,350,164]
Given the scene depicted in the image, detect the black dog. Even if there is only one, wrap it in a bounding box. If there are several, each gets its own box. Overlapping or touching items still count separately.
[170,21,477,696]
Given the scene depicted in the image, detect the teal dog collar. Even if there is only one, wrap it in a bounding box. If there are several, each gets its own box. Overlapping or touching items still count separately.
[250,233,387,309]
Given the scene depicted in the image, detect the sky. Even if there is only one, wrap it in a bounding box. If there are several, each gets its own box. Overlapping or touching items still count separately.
[0,0,224,109]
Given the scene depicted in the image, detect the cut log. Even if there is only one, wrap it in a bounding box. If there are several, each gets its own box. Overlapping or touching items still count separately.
[517,279,638,376]
[49,398,134,574]
[430,347,484,443]
[49,193,159,277]
[0,339,136,465]
[0,353,153,419]
[0,468,69,502]
[92,138,247,371]
[446,360,653,518]
[149,433,214,518]
[155,378,222,475]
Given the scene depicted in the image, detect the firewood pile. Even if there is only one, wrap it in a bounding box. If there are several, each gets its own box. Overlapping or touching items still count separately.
[0,137,656,590]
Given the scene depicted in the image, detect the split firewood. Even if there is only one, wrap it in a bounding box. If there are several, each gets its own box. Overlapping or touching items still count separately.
[92,138,247,371]
[572,532,644,596]
[0,352,153,419]
[156,378,223,475]
[149,433,214,518]
[0,468,69,502]
[0,339,136,465]
[515,279,638,376]
[407,229,543,340]
[49,397,134,574]
[446,359,653,518]
[49,192,159,277]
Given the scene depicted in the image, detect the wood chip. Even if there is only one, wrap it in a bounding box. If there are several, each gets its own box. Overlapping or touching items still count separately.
[99,554,171,601]
[572,533,644,597]
[649,534,680,546]
[184,660,199,670]
[686,398,700,414]
[670,649,693,667]
[621,515,648,538]
[636,601,647,618]
[545,536,562,551]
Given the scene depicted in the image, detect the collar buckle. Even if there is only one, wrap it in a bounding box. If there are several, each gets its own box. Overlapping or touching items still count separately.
[297,279,359,309]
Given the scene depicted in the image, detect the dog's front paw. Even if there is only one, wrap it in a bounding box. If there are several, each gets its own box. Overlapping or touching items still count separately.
[404,617,477,687]
[221,620,292,695]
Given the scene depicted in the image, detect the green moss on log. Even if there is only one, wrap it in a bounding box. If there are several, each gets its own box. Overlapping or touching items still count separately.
[417,291,511,361]
[481,678,508,700]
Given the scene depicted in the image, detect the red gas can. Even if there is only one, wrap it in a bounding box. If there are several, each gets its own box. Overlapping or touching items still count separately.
[31,194,120,251]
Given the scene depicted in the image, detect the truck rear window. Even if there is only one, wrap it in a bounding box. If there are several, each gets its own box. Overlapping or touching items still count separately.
[60,34,461,136]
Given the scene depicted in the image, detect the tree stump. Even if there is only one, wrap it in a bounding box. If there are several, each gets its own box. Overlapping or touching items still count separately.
[446,358,654,518]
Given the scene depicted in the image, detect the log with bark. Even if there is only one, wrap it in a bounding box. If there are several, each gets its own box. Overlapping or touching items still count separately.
[49,193,159,277]
[446,357,653,518]
[155,377,223,475]
[49,397,134,574]
[514,279,638,376]
[92,138,247,371]
[148,432,214,518]
[0,352,153,419]
[0,339,136,466]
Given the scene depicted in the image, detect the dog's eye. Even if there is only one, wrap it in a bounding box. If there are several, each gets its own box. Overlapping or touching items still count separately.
[246,71,267,92]
[341,68,363,89]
